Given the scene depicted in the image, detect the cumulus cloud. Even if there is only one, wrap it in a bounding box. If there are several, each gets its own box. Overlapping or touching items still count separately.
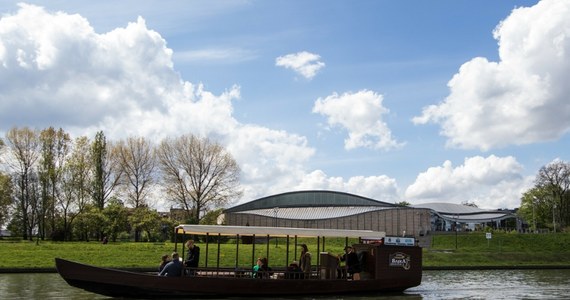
[295,170,400,203]
[413,0,570,151]
[313,90,404,150]
[405,155,534,209]
[0,4,403,209]
[275,51,325,80]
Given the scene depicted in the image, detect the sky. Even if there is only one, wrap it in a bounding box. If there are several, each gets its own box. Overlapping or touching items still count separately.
[1,0,569,210]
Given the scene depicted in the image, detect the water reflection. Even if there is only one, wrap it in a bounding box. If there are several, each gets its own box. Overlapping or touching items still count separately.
[0,269,568,299]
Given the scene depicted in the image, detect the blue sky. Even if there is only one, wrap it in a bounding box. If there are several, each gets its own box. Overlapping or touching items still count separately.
[1,0,568,210]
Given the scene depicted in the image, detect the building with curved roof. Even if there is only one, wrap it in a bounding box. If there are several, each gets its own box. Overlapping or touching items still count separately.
[224,190,432,237]
[412,202,519,231]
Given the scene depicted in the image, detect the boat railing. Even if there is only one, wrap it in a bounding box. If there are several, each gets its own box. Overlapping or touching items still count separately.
[186,266,326,280]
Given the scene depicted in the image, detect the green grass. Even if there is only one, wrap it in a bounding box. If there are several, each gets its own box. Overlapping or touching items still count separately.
[423,232,570,267]
[1,233,569,269]
[0,237,356,269]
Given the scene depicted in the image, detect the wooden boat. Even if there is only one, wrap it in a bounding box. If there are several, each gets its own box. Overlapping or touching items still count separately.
[56,225,422,298]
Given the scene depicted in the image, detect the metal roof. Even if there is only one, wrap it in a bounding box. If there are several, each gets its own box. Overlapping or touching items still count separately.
[176,224,385,238]
[225,190,395,213]
[234,206,392,220]
[412,202,514,223]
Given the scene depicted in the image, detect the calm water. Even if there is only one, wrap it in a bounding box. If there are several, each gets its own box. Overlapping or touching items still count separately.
[0,269,568,299]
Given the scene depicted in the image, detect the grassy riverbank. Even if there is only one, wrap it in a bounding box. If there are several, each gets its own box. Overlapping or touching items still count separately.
[1,232,569,270]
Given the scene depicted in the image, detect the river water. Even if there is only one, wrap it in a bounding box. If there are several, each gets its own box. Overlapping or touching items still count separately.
[0,269,568,299]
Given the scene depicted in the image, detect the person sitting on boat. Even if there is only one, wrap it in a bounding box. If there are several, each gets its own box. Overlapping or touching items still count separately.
[158,254,170,273]
[285,261,303,279]
[158,252,183,277]
[299,244,312,279]
[252,257,263,278]
[260,258,273,279]
[338,246,361,280]
[184,239,200,275]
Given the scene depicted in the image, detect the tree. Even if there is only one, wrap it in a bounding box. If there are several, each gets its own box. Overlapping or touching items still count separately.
[0,172,14,231]
[116,137,156,208]
[128,206,162,242]
[5,127,40,240]
[396,201,411,207]
[91,131,122,210]
[157,134,242,222]
[58,136,92,240]
[102,197,129,242]
[535,160,570,229]
[37,127,70,239]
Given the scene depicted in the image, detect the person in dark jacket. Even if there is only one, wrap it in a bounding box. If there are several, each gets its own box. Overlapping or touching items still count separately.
[158,254,170,273]
[338,246,361,280]
[159,252,183,277]
[185,239,200,275]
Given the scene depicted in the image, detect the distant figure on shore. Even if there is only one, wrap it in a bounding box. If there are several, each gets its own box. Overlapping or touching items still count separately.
[159,252,182,277]
[102,236,108,244]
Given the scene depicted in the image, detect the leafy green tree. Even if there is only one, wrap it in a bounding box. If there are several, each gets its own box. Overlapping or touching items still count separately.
[58,136,92,240]
[91,131,122,210]
[535,160,570,229]
[73,205,107,242]
[102,197,129,242]
[0,172,14,231]
[128,206,161,242]
[199,208,225,225]
[38,127,70,240]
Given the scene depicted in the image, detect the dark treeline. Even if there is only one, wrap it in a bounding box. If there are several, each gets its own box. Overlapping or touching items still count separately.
[0,126,241,242]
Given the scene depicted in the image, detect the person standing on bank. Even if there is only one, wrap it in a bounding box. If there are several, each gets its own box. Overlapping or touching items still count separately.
[158,252,183,277]
[185,239,200,275]
[338,246,361,280]
[299,244,312,279]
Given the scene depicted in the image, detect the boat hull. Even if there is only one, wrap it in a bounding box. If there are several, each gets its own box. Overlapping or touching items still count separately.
[55,258,418,298]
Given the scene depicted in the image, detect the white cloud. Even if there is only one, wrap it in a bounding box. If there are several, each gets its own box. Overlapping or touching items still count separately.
[313,90,404,150]
[275,51,325,80]
[405,155,534,209]
[174,48,257,64]
[295,170,400,203]
[413,0,570,151]
[0,4,403,211]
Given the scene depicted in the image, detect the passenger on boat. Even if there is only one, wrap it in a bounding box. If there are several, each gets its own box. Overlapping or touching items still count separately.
[184,239,200,275]
[252,258,262,278]
[158,254,170,273]
[338,246,361,280]
[158,252,183,277]
[299,244,312,278]
[258,257,273,279]
[285,261,303,279]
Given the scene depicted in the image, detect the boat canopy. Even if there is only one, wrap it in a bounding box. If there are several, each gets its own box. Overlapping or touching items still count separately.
[176,224,386,239]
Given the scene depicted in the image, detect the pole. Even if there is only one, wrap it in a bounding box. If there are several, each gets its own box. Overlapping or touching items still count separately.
[532,196,537,233]
[553,203,556,233]
[455,215,458,250]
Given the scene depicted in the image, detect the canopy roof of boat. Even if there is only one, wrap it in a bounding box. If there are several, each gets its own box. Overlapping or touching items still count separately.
[176,224,385,239]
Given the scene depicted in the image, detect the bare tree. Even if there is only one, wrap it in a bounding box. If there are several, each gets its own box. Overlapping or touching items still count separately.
[157,134,242,222]
[116,136,156,208]
[5,127,40,240]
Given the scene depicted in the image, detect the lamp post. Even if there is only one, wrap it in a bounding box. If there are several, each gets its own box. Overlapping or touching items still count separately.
[454,215,458,250]
[532,196,537,233]
[273,207,279,247]
[553,203,556,233]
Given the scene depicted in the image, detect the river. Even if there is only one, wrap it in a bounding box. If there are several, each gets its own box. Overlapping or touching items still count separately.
[0,269,568,299]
